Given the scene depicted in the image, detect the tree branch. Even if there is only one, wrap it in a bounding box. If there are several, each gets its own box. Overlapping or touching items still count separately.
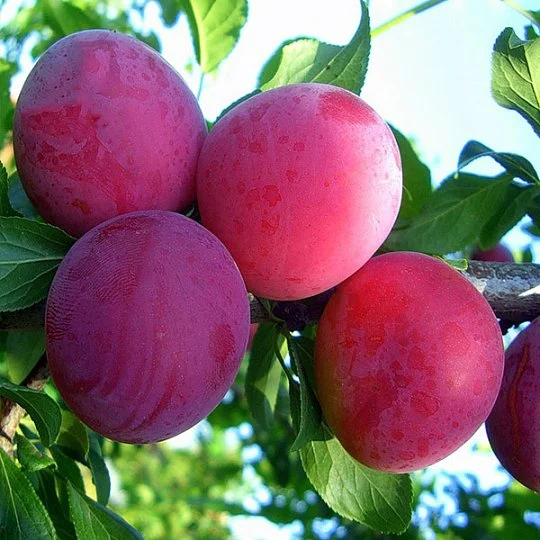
[0,261,538,457]
[463,261,540,325]
[0,355,50,456]
[1,262,540,332]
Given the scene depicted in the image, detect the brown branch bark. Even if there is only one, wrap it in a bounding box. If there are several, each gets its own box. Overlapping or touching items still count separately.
[0,355,50,456]
[253,261,540,327]
[462,261,540,325]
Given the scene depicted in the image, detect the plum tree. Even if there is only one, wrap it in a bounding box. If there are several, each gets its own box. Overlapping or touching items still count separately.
[486,317,540,491]
[314,251,504,473]
[45,210,250,443]
[13,30,207,237]
[196,83,402,301]
[471,244,514,262]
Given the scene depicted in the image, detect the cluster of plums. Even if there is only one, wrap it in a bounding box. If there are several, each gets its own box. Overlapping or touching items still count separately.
[12,30,538,489]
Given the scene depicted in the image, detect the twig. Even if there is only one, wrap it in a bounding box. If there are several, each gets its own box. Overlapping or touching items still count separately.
[0,354,50,456]
[371,0,449,38]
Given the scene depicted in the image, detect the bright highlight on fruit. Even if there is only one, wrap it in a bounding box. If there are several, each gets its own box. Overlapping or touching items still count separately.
[197,82,403,301]
[314,252,504,473]
[486,317,540,491]
[46,210,250,443]
[13,29,207,237]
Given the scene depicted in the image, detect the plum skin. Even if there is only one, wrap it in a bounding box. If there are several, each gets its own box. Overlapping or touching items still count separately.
[196,82,402,301]
[13,30,207,237]
[314,252,504,473]
[471,244,513,262]
[486,317,540,491]
[45,210,250,444]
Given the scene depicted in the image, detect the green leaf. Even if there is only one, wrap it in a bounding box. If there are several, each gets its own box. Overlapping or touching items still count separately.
[0,216,74,311]
[8,172,40,219]
[42,0,102,38]
[492,28,540,137]
[67,481,143,539]
[386,173,519,255]
[259,0,370,94]
[0,379,61,447]
[300,428,412,534]
[50,447,85,493]
[0,447,57,539]
[87,435,110,506]
[15,434,56,473]
[458,140,539,185]
[391,126,431,220]
[57,410,89,460]
[182,0,248,73]
[1,162,20,218]
[245,323,285,430]
[0,58,16,148]
[35,469,76,540]
[479,185,540,248]
[288,336,326,452]
[6,329,46,384]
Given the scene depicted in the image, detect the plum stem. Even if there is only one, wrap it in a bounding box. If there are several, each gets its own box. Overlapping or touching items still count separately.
[371,0,449,38]
[500,0,540,28]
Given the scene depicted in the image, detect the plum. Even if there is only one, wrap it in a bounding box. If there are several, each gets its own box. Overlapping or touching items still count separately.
[46,210,250,443]
[486,317,540,491]
[471,244,514,262]
[196,83,402,301]
[314,251,504,473]
[13,30,206,237]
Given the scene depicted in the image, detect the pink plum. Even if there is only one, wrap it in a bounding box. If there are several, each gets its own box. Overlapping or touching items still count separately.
[314,252,504,473]
[13,30,206,237]
[471,244,514,263]
[46,210,250,443]
[486,317,540,491]
[196,83,402,300]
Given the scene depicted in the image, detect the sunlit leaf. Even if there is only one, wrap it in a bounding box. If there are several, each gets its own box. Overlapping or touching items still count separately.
[182,0,248,73]
[492,28,540,137]
[300,427,413,534]
[259,0,370,94]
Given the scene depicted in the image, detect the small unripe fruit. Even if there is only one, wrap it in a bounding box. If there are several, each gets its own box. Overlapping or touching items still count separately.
[46,211,250,443]
[471,244,513,263]
[486,317,540,491]
[13,30,207,237]
[314,252,504,473]
[197,83,402,301]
